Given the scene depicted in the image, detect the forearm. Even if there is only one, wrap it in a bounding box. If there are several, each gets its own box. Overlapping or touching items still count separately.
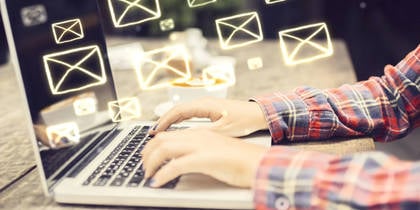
[252,45,420,144]
[254,147,420,209]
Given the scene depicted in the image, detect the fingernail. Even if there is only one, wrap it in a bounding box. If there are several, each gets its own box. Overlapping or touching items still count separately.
[149,179,158,188]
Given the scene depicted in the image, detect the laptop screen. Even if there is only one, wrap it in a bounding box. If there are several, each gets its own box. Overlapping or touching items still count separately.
[2,0,118,189]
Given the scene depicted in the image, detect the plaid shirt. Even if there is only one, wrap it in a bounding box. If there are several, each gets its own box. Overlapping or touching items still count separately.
[252,45,420,210]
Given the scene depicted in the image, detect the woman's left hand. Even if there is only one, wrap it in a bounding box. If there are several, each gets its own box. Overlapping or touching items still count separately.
[142,129,268,188]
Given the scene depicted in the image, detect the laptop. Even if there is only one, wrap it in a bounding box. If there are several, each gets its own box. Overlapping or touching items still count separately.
[1,0,271,208]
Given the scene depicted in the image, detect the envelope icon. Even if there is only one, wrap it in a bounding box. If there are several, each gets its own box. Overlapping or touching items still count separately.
[52,18,84,44]
[136,45,192,90]
[216,12,263,50]
[159,18,175,31]
[108,97,142,122]
[279,22,333,65]
[108,0,161,28]
[43,45,107,95]
[46,122,80,148]
[202,65,235,86]
[187,0,217,8]
[73,97,97,116]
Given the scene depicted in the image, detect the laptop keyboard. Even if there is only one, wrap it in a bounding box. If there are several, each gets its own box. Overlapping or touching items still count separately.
[83,125,180,189]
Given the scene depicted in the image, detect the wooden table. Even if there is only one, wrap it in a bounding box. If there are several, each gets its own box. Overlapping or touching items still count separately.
[0,38,374,209]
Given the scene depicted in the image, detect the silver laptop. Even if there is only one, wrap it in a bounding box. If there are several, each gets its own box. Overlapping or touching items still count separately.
[1,0,270,208]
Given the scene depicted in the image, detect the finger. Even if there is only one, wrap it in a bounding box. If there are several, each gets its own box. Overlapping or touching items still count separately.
[143,140,187,179]
[149,155,200,188]
[150,102,221,134]
[141,132,166,164]
[148,106,189,135]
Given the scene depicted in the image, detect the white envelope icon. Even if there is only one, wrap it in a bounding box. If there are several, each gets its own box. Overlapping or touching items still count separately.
[52,18,84,44]
[135,45,192,90]
[108,97,142,122]
[108,0,161,28]
[187,0,217,8]
[43,45,107,95]
[159,18,175,31]
[73,97,97,116]
[202,65,235,86]
[46,122,80,148]
[279,22,333,65]
[216,12,263,50]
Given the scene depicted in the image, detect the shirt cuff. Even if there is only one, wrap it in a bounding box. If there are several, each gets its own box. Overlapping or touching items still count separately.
[253,146,331,210]
[250,90,310,144]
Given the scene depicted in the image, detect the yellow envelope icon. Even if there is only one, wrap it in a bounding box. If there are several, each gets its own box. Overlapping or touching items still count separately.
[52,18,84,44]
[108,0,161,28]
[136,45,192,90]
[279,22,333,65]
[108,97,142,122]
[187,0,217,8]
[216,12,263,50]
[46,122,80,148]
[43,45,107,95]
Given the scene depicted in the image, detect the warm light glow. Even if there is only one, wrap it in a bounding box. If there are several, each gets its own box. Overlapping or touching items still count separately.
[46,122,80,148]
[278,22,334,65]
[43,45,107,95]
[215,11,263,50]
[73,97,97,116]
[187,0,217,8]
[135,45,192,90]
[108,97,142,122]
[202,65,236,86]
[108,0,161,28]
[265,0,286,4]
[247,57,263,70]
[159,18,175,31]
[51,18,84,44]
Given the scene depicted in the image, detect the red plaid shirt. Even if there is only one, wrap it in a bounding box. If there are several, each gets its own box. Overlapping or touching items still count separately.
[252,45,420,210]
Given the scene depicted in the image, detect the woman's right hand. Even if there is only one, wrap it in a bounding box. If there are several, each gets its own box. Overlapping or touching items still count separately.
[149,98,268,137]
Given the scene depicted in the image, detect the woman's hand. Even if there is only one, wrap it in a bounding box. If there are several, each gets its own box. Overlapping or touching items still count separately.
[149,98,268,137]
[142,129,268,188]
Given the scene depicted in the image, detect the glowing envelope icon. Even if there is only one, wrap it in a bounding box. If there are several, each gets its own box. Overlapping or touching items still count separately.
[73,97,97,116]
[202,65,235,86]
[135,45,192,90]
[108,97,142,122]
[279,22,333,65]
[215,11,263,50]
[108,0,161,28]
[247,57,263,70]
[46,122,80,148]
[52,18,84,44]
[42,45,107,95]
[159,18,175,31]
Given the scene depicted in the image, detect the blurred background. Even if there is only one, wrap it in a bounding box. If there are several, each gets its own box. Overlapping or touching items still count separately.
[97,0,420,81]
[0,0,419,159]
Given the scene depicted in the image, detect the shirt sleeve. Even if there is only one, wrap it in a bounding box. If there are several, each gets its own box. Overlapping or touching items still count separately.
[251,45,420,144]
[254,147,420,210]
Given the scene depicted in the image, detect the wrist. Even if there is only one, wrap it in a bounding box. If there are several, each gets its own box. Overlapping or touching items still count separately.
[250,102,269,130]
